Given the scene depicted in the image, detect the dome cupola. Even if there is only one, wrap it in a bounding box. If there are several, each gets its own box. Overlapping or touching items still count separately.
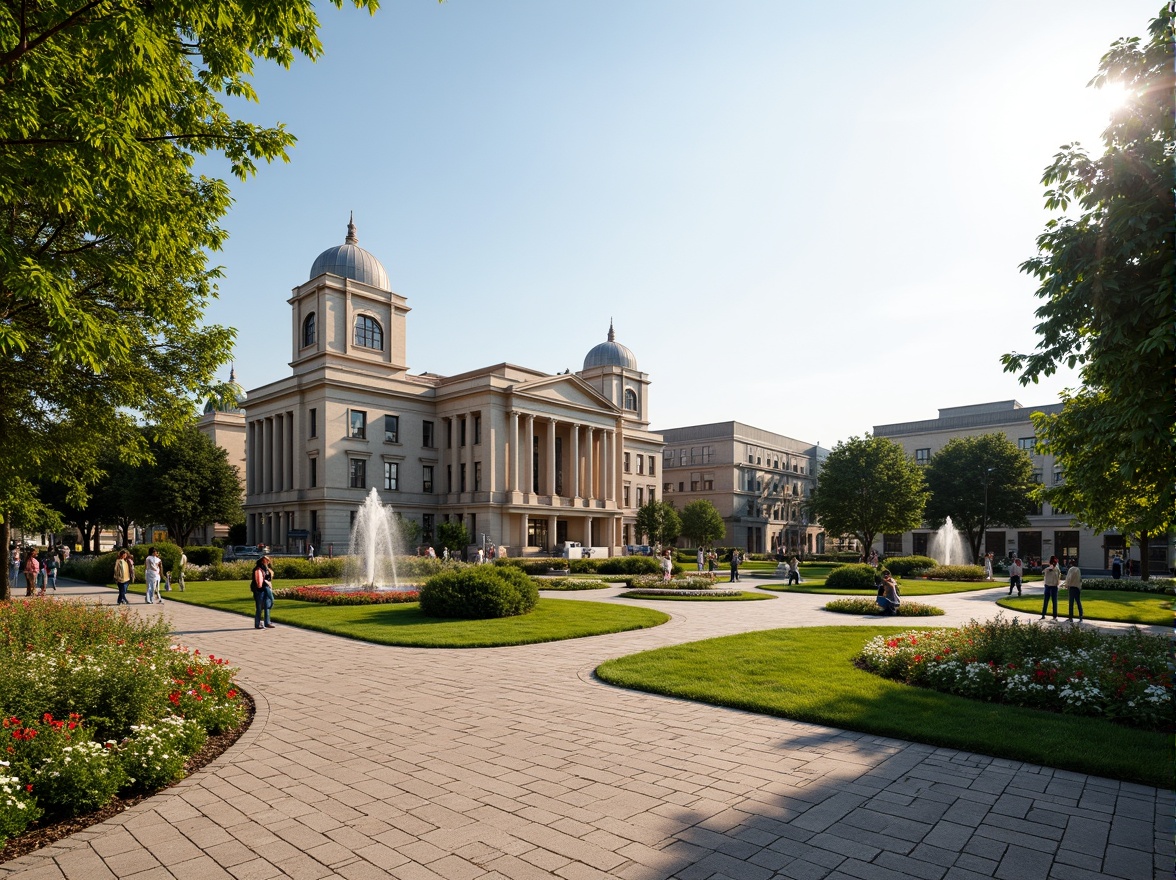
[308,214,390,290]
[583,322,637,370]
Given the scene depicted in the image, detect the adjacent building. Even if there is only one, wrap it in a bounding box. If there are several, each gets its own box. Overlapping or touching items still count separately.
[873,400,1169,572]
[658,422,826,554]
[240,220,662,556]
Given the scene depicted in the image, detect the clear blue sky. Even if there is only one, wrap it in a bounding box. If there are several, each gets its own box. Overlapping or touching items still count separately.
[201,0,1158,448]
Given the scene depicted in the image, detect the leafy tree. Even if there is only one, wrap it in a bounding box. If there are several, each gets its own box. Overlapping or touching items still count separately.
[0,0,377,594]
[436,521,472,557]
[126,427,244,548]
[680,499,725,548]
[1035,392,1171,579]
[922,434,1036,563]
[808,435,928,555]
[1002,8,1174,568]
[635,501,682,548]
[394,514,423,551]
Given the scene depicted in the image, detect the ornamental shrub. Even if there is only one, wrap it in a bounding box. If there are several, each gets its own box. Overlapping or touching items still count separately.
[922,564,986,581]
[883,556,938,577]
[1079,577,1174,595]
[824,598,944,616]
[31,737,125,817]
[419,566,539,619]
[181,546,222,566]
[119,716,206,791]
[824,564,880,589]
[0,761,41,845]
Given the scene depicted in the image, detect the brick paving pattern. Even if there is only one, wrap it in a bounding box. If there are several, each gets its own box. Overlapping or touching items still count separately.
[1,580,1169,880]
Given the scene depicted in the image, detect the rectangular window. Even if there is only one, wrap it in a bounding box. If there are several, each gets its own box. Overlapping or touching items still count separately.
[623,485,630,507]
[446,464,452,493]
[663,450,674,467]
[678,482,685,492]
[446,420,452,448]
[474,461,482,491]
[702,446,714,464]
[915,448,931,465]
[648,456,656,476]
[636,455,643,475]
[423,420,435,448]
[308,408,317,438]
[309,457,317,488]
[649,488,655,503]
[422,465,434,493]
[636,487,644,506]
[384,414,399,443]
[1053,469,1064,484]
[460,463,467,492]
[678,449,687,466]
[349,458,366,488]
[384,462,398,491]
[422,514,434,543]
[624,452,631,473]
[1018,437,1036,452]
[1032,468,1043,484]
[473,415,481,445]
[349,410,367,440]
[883,534,904,555]
[663,482,672,492]
[460,418,467,447]
[469,513,476,537]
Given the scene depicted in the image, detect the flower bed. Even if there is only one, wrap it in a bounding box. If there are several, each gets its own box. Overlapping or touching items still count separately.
[0,599,247,847]
[272,585,421,605]
[825,598,944,616]
[627,574,719,590]
[857,617,1172,730]
[1077,577,1174,595]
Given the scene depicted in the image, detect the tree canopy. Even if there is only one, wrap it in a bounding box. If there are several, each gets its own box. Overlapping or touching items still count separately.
[1002,7,1174,571]
[636,500,682,548]
[808,435,928,555]
[922,434,1036,563]
[0,0,378,592]
[679,499,726,548]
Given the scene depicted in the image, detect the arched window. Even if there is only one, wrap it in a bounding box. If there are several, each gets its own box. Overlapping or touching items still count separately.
[623,388,638,411]
[302,312,316,347]
[353,314,384,351]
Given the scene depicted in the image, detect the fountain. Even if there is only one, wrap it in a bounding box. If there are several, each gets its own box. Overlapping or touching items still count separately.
[929,516,971,566]
[341,488,405,590]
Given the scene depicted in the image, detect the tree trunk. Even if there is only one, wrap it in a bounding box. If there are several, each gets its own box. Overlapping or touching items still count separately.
[0,519,9,602]
[1138,532,1150,581]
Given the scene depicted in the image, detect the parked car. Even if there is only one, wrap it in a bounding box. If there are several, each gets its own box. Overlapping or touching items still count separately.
[226,545,261,560]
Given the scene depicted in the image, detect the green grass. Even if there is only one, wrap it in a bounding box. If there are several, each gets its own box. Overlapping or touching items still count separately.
[758,579,1002,596]
[595,626,1171,788]
[617,590,774,601]
[121,580,669,648]
[996,589,1172,626]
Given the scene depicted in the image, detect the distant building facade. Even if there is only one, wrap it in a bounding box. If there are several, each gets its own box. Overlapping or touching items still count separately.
[658,422,825,554]
[241,220,662,556]
[873,400,1169,572]
[195,369,247,546]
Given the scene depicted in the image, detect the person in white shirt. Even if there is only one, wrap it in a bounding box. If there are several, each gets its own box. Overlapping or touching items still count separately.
[1007,557,1023,596]
[144,547,164,604]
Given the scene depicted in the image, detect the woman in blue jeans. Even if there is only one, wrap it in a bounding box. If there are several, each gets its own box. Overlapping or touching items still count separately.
[251,556,275,629]
[1040,555,1061,619]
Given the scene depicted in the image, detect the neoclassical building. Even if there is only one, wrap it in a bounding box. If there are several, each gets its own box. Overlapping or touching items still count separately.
[242,220,663,556]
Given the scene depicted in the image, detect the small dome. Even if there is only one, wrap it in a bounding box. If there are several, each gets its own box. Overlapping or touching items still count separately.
[309,216,390,290]
[583,322,637,370]
[204,368,246,414]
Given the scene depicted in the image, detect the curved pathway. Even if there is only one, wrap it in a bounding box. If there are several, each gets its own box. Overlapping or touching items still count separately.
[2,579,1169,880]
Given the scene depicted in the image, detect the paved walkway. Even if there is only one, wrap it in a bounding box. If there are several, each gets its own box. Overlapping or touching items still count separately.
[2,579,1170,880]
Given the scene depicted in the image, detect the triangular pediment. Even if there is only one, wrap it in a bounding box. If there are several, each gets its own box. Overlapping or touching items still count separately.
[512,374,619,415]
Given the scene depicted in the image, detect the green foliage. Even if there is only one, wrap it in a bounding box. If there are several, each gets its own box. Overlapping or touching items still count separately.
[883,556,938,577]
[435,521,472,555]
[679,499,726,547]
[272,586,421,605]
[0,765,41,845]
[1079,577,1174,594]
[808,435,928,552]
[635,500,682,546]
[923,434,1037,561]
[1003,9,1174,578]
[130,543,184,576]
[495,556,662,576]
[923,564,986,581]
[119,717,206,791]
[419,566,539,620]
[182,546,222,566]
[824,598,944,616]
[824,564,881,589]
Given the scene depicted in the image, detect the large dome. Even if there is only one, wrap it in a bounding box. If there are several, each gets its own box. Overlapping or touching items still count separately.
[203,367,246,415]
[583,322,637,370]
[309,216,390,290]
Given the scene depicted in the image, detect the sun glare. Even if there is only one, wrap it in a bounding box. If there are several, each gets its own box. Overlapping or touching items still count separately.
[1089,80,1131,116]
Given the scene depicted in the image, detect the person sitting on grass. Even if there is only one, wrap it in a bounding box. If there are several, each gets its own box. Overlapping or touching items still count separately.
[875,569,901,615]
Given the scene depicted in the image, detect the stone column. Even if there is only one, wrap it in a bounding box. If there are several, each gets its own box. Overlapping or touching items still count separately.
[521,513,529,553]
[509,411,519,492]
[548,514,557,553]
[547,418,557,497]
[525,414,535,495]
[585,427,595,501]
[570,424,580,499]
[262,418,273,494]
[274,415,284,493]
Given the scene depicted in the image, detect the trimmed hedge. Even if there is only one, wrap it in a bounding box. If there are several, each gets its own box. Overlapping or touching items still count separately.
[182,546,222,566]
[1077,577,1174,594]
[922,564,986,581]
[495,556,663,576]
[824,564,881,589]
[824,597,944,616]
[419,565,539,619]
[882,556,937,577]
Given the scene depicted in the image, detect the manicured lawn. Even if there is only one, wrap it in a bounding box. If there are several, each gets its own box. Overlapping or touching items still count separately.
[758,580,1003,596]
[120,580,669,648]
[617,590,774,601]
[996,589,1171,626]
[595,626,1171,788]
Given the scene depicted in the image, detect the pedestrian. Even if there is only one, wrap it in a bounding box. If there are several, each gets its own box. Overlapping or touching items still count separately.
[876,570,901,614]
[23,549,39,597]
[144,547,163,604]
[867,548,879,568]
[706,550,717,576]
[306,544,315,563]
[1040,555,1061,620]
[697,547,704,572]
[1110,554,1122,580]
[426,545,436,559]
[729,549,741,583]
[44,553,58,591]
[251,556,275,629]
[1007,556,1023,596]
[113,549,133,605]
[1064,563,1083,622]
[983,552,994,582]
[178,550,187,591]
[36,554,49,595]
[787,556,800,585]
[8,546,20,590]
